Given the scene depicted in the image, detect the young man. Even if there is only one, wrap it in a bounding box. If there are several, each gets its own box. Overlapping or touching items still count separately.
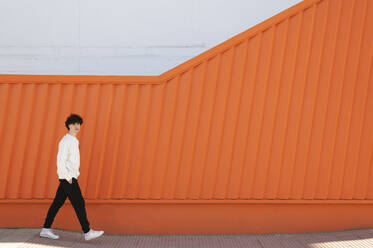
[40,113,104,241]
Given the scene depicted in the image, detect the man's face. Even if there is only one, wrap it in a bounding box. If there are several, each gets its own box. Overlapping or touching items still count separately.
[69,123,81,133]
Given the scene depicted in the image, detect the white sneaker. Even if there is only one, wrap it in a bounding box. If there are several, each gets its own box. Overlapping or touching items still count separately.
[40,228,59,239]
[84,228,104,241]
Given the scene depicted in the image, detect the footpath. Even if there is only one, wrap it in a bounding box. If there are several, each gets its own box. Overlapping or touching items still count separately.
[0,227,373,247]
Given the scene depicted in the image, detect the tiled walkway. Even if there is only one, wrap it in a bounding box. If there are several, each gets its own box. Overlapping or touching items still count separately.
[1,227,373,247]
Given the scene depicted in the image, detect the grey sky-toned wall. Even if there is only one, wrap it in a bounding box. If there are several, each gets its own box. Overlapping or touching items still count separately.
[0,0,302,76]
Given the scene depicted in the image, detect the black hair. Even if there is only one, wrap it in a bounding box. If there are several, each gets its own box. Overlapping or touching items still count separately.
[65,113,83,130]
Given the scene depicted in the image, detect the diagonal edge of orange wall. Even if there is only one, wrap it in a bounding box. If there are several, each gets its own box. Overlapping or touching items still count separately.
[0,0,319,84]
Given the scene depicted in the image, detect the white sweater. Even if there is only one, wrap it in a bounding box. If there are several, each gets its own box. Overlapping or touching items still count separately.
[56,133,80,181]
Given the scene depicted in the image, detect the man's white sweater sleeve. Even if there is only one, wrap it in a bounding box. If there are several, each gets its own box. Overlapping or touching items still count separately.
[57,140,73,181]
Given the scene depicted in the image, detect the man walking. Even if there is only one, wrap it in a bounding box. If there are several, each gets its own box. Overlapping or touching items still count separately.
[40,113,104,241]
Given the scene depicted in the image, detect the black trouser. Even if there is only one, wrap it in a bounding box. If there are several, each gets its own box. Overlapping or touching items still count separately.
[43,177,90,233]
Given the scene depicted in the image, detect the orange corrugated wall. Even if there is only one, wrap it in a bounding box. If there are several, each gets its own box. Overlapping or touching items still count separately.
[0,0,373,234]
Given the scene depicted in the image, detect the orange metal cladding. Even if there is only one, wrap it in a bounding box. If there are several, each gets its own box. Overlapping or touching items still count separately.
[0,0,373,234]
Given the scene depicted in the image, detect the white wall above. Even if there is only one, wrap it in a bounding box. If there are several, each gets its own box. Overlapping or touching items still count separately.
[0,0,302,76]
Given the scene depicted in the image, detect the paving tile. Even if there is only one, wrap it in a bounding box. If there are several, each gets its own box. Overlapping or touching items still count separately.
[0,228,40,248]
[1,228,373,248]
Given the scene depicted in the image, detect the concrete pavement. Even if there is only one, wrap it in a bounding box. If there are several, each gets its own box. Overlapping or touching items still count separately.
[1,227,373,247]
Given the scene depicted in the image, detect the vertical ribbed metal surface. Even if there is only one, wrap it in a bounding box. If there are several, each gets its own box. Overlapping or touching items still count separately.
[0,0,372,201]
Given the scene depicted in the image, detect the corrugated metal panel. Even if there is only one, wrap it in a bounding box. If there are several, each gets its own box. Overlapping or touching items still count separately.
[0,0,372,203]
